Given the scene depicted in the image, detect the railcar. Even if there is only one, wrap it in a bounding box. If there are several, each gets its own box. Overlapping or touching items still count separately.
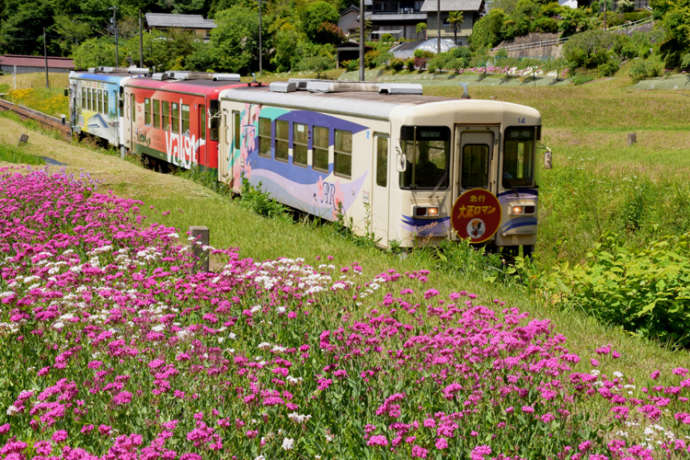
[68,67,149,147]
[121,72,254,171]
[218,80,541,253]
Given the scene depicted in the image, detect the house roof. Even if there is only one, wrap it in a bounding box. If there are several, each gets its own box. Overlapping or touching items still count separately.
[420,0,483,12]
[0,54,74,69]
[145,13,216,29]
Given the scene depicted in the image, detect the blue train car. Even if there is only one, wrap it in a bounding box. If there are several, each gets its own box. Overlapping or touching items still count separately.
[68,67,148,147]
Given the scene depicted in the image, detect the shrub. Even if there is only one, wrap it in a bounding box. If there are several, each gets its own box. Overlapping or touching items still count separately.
[628,55,664,82]
[413,49,434,58]
[389,58,405,72]
[546,232,690,348]
[598,54,620,76]
[342,59,358,72]
[405,58,415,71]
[563,29,617,70]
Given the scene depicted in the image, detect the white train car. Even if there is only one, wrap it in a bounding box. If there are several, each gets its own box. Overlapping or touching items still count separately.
[218,80,541,253]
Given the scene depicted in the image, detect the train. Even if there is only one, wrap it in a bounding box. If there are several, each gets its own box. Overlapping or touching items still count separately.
[69,72,541,253]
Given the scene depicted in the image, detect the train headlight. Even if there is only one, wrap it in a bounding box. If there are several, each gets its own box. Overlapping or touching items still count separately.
[413,206,439,217]
[510,205,524,216]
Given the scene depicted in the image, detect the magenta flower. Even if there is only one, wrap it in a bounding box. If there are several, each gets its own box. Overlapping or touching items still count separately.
[367,435,388,446]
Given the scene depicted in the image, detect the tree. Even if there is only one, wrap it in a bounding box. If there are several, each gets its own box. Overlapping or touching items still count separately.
[72,37,118,68]
[301,1,339,43]
[657,0,690,69]
[416,22,427,40]
[210,6,260,73]
[447,11,463,44]
[469,8,506,51]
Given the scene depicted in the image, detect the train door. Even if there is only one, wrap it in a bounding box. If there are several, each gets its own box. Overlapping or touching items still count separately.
[371,132,391,245]
[219,107,230,183]
[454,125,500,197]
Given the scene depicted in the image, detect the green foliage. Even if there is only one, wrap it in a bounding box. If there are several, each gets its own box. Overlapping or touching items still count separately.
[563,29,617,70]
[545,233,690,348]
[209,6,260,73]
[658,0,690,69]
[426,46,472,72]
[301,1,339,44]
[341,59,359,72]
[0,143,45,165]
[270,26,303,72]
[628,55,664,82]
[413,49,434,58]
[389,58,405,72]
[72,37,117,69]
[597,54,620,76]
[470,8,506,50]
[559,7,593,37]
[238,178,290,222]
[294,42,336,75]
[433,239,509,284]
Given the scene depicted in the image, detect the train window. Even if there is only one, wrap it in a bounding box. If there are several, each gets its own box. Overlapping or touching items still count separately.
[375,133,388,187]
[232,110,239,148]
[152,99,160,128]
[209,100,219,141]
[461,144,489,188]
[103,91,109,114]
[258,117,271,157]
[182,104,190,134]
[399,126,450,190]
[161,101,169,130]
[293,123,308,166]
[503,127,535,188]
[144,98,151,125]
[313,126,329,172]
[171,103,179,132]
[81,89,86,110]
[200,105,206,141]
[130,94,135,123]
[334,129,352,178]
[275,120,289,161]
[91,89,97,112]
[98,90,104,113]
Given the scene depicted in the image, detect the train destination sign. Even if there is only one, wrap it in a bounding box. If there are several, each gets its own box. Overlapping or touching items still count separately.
[451,189,502,243]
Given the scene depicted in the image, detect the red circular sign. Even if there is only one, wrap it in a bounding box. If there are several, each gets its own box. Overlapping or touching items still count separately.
[451,189,502,243]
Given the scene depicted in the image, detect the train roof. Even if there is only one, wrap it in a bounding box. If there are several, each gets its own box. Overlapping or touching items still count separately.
[69,71,134,83]
[125,78,252,97]
[219,83,540,122]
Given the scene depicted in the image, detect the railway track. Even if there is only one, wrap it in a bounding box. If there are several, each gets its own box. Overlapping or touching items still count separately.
[0,97,71,139]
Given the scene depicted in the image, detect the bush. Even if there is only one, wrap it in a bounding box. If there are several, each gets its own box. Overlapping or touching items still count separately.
[342,59,358,72]
[405,58,415,71]
[628,55,664,82]
[563,29,617,70]
[413,49,434,58]
[546,232,690,348]
[598,54,620,76]
[389,58,405,72]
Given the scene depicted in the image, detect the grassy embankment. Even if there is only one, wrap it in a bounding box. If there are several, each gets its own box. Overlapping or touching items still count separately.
[1,71,689,379]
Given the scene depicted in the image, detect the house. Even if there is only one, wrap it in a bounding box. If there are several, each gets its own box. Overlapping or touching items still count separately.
[365,0,429,41]
[345,0,484,45]
[0,55,74,74]
[419,0,485,46]
[338,5,361,37]
[145,13,217,40]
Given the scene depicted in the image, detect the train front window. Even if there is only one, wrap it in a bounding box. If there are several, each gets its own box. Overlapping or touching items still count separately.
[503,127,536,188]
[399,126,449,190]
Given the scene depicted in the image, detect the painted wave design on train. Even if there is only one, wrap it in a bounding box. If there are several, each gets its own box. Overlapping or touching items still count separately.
[401,216,450,237]
[230,104,369,220]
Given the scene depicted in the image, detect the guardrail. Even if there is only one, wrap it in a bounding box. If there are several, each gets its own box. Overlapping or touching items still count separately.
[0,98,71,139]
[493,17,654,53]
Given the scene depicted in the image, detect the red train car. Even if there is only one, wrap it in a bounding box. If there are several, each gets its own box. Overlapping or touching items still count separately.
[122,72,251,171]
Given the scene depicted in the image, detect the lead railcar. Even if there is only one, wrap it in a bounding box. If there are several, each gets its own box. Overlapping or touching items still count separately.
[218,80,541,253]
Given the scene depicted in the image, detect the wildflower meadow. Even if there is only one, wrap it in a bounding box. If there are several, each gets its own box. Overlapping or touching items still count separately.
[0,169,688,459]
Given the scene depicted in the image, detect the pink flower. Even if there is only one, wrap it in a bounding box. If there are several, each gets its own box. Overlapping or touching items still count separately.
[435,437,448,449]
[471,445,491,460]
[650,370,660,380]
[367,435,388,446]
[411,445,428,458]
[522,405,534,414]
[52,429,68,442]
[0,423,9,434]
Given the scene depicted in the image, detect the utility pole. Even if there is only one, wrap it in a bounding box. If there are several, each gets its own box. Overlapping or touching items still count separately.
[110,5,119,68]
[437,0,441,54]
[139,10,144,68]
[359,0,364,81]
[258,0,263,73]
[43,27,49,89]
